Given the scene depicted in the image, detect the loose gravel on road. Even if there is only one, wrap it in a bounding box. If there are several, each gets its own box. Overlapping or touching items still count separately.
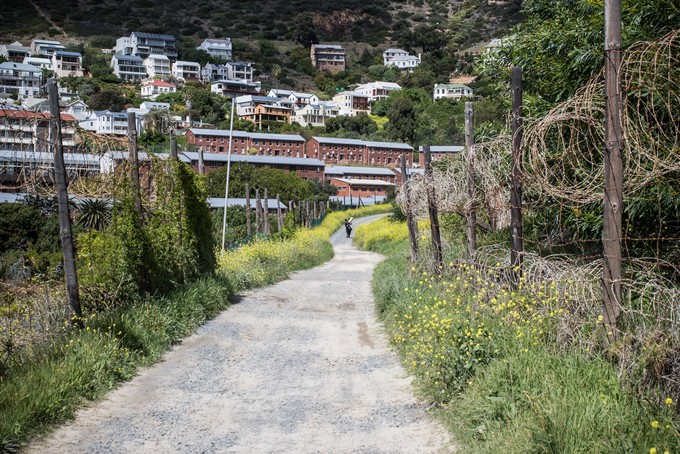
[28,215,454,453]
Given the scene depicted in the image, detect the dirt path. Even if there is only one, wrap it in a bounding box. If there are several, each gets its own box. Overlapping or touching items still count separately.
[28,216,454,453]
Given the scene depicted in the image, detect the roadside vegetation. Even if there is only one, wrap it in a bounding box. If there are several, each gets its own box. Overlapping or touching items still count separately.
[355,215,679,453]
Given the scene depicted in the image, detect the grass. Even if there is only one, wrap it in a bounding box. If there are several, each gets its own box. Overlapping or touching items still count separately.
[0,204,391,452]
[355,216,680,454]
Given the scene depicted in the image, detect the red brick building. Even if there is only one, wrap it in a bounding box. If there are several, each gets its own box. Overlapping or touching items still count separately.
[185,128,306,157]
[329,177,394,199]
[306,137,413,168]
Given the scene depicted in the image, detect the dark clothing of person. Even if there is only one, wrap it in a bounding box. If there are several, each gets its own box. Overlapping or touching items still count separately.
[345,221,352,238]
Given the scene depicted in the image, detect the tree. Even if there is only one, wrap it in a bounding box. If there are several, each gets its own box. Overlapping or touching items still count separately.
[387,97,417,144]
[89,88,126,111]
[292,15,319,48]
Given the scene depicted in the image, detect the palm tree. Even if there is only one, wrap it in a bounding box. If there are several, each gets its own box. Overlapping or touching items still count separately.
[76,198,112,231]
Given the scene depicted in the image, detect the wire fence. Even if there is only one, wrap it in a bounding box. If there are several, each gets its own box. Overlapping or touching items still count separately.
[397,28,680,398]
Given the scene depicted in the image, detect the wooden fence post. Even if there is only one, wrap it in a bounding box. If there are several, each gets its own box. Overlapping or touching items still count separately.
[245,183,251,238]
[401,152,419,262]
[126,111,143,218]
[464,101,477,261]
[263,188,269,235]
[423,145,443,271]
[255,188,261,234]
[510,66,524,287]
[48,79,82,327]
[276,194,283,236]
[602,0,624,342]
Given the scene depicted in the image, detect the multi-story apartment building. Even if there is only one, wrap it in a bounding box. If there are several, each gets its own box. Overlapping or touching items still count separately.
[51,51,83,78]
[210,79,261,98]
[200,63,229,82]
[111,54,147,81]
[30,39,66,56]
[310,44,346,73]
[225,61,253,82]
[332,90,370,116]
[172,60,201,81]
[292,102,340,127]
[0,62,43,99]
[0,109,77,152]
[0,42,31,63]
[197,38,232,61]
[143,54,171,79]
[114,32,177,60]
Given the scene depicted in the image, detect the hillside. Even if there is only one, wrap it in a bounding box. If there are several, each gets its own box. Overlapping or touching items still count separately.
[2,0,523,53]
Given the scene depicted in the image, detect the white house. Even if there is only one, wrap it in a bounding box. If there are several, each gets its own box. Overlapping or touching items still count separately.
[143,54,171,79]
[172,60,201,82]
[79,110,128,135]
[211,79,261,98]
[292,101,340,127]
[332,91,370,117]
[225,61,253,82]
[111,54,146,81]
[267,88,294,98]
[30,39,66,56]
[354,81,401,103]
[23,56,52,71]
[385,54,420,71]
[201,63,228,82]
[141,79,176,100]
[114,32,177,60]
[433,83,474,101]
[51,51,83,78]
[1,42,31,62]
[65,100,90,121]
[288,92,319,108]
[0,62,43,99]
[382,48,410,65]
[197,38,232,61]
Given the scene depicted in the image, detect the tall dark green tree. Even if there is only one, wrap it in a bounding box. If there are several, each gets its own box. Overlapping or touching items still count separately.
[387,97,418,144]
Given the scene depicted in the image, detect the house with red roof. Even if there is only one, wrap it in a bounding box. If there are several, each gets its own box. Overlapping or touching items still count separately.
[141,79,176,100]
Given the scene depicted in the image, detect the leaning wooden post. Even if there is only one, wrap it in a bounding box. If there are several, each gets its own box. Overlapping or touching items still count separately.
[276,194,283,237]
[602,0,624,343]
[423,145,443,271]
[464,102,477,261]
[255,188,261,234]
[401,152,419,262]
[169,130,178,159]
[263,188,269,235]
[245,183,251,238]
[198,147,205,175]
[48,79,82,328]
[510,66,524,287]
[127,111,143,217]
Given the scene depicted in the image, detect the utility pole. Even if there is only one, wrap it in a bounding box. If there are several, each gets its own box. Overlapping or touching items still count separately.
[48,79,82,328]
[602,0,624,343]
[510,66,524,287]
[464,102,476,261]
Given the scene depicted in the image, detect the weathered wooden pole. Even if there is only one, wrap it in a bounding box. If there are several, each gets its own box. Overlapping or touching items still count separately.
[510,66,524,287]
[263,188,269,235]
[602,0,624,343]
[255,188,261,234]
[245,183,251,238]
[126,111,143,217]
[170,130,178,159]
[198,148,205,175]
[276,194,283,236]
[401,152,419,262]
[423,145,443,271]
[48,79,82,327]
[464,101,476,261]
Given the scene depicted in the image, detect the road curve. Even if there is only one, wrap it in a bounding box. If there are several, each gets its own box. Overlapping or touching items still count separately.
[28,215,454,453]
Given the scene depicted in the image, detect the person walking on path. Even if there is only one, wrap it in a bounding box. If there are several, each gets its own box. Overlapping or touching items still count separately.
[344,218,353,238]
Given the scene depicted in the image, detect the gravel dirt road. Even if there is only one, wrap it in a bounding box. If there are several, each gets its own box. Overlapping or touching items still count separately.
[28,215,454,453]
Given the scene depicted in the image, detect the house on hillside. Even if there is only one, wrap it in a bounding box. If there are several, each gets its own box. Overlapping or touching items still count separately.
[211,79,261,98]
[0,62,43,99]
[433,83,474,101]
[141,79,176,100]
[225,61,254,82]
[23,56,52,71]
[201,63,228,82]
[292,101,340,127]
[354,81,401,103]
[30,39,66,56]
[114,32,178,60]
[0,42,31,63]
[111,54,147,82]
[287,92,319,108]
[51,51,84,78]
[310,44,346,73]
[234,95,293,127]
[171,60,201,82]
[383,48,420,71]
[79,110,128,135]
[0,109,77,152]
[197,38,232,61]
[143,54,171,79]
[332,90,370,116]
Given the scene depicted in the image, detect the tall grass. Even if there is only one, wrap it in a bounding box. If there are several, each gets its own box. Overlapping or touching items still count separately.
[0,275,233,451]
[356,218,680,454]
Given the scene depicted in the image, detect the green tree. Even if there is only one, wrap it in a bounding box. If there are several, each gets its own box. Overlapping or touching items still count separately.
[89,88,126,111]
[386,97,417,144]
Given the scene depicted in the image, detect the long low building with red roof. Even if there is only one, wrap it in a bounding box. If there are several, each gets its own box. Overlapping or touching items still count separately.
[305,136,414,168]
[185,128,306,157]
